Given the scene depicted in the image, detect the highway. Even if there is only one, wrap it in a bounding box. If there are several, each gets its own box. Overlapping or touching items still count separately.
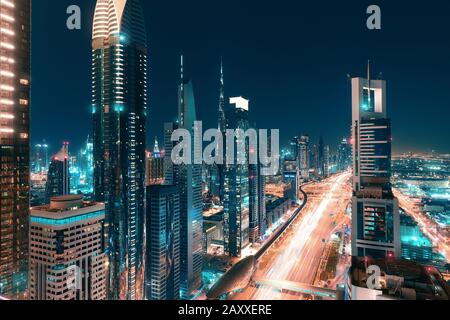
[393,189,450,261]
[231,172,352,300]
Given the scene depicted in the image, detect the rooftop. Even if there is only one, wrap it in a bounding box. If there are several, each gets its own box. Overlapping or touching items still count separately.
[350,257,450,300]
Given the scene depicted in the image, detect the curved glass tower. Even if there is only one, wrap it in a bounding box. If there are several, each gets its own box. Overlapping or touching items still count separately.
[92,0,148,300]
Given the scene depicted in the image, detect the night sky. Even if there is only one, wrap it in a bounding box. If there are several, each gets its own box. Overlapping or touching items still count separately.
[32,0,450,154]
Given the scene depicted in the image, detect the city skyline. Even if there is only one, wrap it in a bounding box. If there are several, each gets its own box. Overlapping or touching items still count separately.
[1,0,450,305]
[32,0,450,154]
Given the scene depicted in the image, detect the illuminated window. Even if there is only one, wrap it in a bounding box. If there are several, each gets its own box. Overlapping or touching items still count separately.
[20,79,29,85]
[19,99,28,105]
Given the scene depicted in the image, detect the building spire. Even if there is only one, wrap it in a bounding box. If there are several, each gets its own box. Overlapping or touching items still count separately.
[180,53,184,83]
[218,57,226,132]
[153,137,160,154]
[367,60,372,108]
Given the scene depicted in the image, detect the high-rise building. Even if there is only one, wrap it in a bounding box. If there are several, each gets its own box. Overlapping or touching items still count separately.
[29,195,107,300]
[146,138,165,186]
[32,141,49,174]
[298,135,310,180]
[173,56,203,299]
[323,145,330,178]
[92,0,148,300]
[145,185,180,300]
[75,136,94,196]
[46,142,70,202]
[351,65,401,259]
[338,137,352,172]
[249,162,266,242]
[318,136,325,177]
[216,59,226,203]
[313,144,319,176]
[224,97,251,257]
[0,0,31,299]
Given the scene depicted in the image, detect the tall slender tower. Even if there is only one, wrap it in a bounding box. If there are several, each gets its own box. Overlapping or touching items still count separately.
[92,0,148,300]
[0,0,31,299]
[218,58,226,133]
[351,63,401,259]
[216,58,226,202]
[176,56,203,299]
[299,135,310,179]
[224,97,251,257]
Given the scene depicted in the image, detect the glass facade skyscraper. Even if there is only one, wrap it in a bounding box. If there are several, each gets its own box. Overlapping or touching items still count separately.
[224,98,251,257]
[351,69,401,259]
[145,185,180,300]
[45,143,70,203]
[176,57,203,299]
[92,0,148,300]
[0,0,31,299]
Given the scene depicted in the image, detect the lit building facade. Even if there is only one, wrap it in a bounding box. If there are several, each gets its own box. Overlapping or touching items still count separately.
[351,68,401,259]
[224,97,251,257]
[146,138,165,186]
[91,0,148,300]
[0,0,31,299]
[32,141,49,174]
[298,135,310,180]
[145,185,180,300]
[338,137,352,172]
[45,142,70,202]
[29,195,107,300]
[168,56,203,299]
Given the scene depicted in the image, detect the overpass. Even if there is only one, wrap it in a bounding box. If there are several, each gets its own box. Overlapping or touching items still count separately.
[254,278,337,299]
[207,185,311,299]
[255,185,309,260]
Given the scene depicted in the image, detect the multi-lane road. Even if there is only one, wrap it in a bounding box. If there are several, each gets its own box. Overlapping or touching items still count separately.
[232,172,352,300]
[393,189,450,261]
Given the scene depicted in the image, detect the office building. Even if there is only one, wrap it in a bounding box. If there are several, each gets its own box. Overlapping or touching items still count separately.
[171,56,203,299]
[224,97,251,257]
[351,66,401,259]
[92,0,148,300]
[0,0,31,299]
[338,137,352,172]
[29,195,107,300]
[298,135,310,180]
[32,141,49,174]
[145,185,180,300]
[45,142,70,202]
[146,138,165,186]
[323,145,330,178]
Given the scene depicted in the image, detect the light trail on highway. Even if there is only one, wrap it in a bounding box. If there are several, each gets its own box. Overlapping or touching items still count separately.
[393,190,450,261]
[232,172,352,300]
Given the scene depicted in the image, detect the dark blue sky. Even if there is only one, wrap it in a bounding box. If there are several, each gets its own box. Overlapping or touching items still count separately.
[32,0,450,154]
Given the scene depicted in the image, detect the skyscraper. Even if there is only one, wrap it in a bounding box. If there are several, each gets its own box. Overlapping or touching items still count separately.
[92,0,148,300]
[45,142,70,202]
[323,145,330,178]
[33,141,49,174]
[338,137,352,172]
[318,136,325,177]
[216,59,226,203]
[224,97,251,257]
[351,64,401,259]
[298,135,310,180]
[0,0,31,299]
[146,138,165,186]
[145,185,180,300]
[250,162,266,242]
[175,56,203,299]
[29,195,107,300]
